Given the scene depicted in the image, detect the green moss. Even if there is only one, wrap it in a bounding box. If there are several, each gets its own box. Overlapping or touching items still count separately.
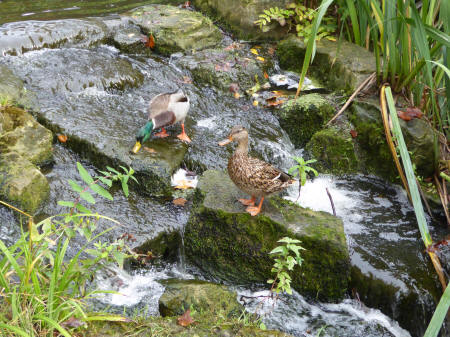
[306,127,359,175]
[278,94,334,148]
[184,170,350,302]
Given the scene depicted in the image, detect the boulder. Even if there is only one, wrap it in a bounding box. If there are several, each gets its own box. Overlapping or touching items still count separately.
[306,126,359,175]
[0,152,49,214]
[277,36,376,93]
[194,0,291,40]
[0,18,107,56]
[124,5,222,55]
[176,47,265,92]
[349,99,438,180]
[0,65,32,107]
[0,106,53,165]
[277,94,334,148]
[184,170,350,302]
[159,279,243,317]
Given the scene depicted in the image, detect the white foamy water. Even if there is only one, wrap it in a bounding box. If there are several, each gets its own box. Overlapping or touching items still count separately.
[237,289,411,337]
[171,168,198,189]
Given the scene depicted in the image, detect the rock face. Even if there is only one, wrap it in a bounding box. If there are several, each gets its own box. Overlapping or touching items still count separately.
[277,36,376,93]
[177,47,265,92]
[184,170,350,302]
[277,94,334,148]
[194,0,291,40]
[125,5,222,55]
[159,279,243,317]
[349,99,438,180]
[0,19,107,56]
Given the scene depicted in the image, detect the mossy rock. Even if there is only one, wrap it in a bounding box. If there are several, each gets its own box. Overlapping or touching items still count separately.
[277,94,334,148]
[177,47,265,92]
[277,36,376,94]
[159,279,243,317]
[125,5,222,55]
[306,127,359,175]
[0,106,53,165]
[349,99,438,181]
[0,65,33,108]
[0,152,49,214]
[184,170,350,302]
[0,18,108,56]
[133,230,181,264]
[193,0,291,40]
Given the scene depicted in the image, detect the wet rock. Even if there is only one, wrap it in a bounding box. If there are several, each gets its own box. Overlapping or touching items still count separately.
[0,106,53,165]
[0,18,108,56]
[277,36,376,93]
[277,94,334,148]
[349,98,438,180]
[133,230,181,264]
[0,64,33,107]
[177,47,265,92]
[0,152,49,214]
[124,5,222,55]
[185,170,350,302]
[194,0,291,40]
[159,279,243,317]
[306,126,359,175]
[2,48,144,93]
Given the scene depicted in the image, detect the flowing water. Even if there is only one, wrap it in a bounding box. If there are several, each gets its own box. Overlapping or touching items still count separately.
[0,3,448,337]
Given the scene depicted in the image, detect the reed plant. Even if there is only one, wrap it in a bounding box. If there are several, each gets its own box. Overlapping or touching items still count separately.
[0,163,137,336]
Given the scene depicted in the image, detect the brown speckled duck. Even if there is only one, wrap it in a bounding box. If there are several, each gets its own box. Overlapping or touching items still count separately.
[219,125,295,216]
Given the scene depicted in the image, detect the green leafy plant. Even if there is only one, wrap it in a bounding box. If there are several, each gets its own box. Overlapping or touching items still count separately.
[255,1,336,43]
[288,156,318,200]
[0,162,137,336]
[268,237,305,295]
[0,95,11,111]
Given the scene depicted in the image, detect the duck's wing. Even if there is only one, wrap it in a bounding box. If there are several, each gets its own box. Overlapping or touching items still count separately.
[148,93,171,119]
[246,156,294,188]
[153,110,176,129]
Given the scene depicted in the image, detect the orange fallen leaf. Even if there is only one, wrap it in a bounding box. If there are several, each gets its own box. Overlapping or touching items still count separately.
[256,56,265,62]
[177,309,194,327]
[252,100,259,107]
[266,98,286,107]
[398,107,423,121]
[181,1,190,8]
[263,72,269,79]
[234,92,240,99]
[173,197,187,206]
[350,130,358,138]
[141,34,155,49]
[143,147,156,153]
[57,134,68,143]
[174,180,194,190]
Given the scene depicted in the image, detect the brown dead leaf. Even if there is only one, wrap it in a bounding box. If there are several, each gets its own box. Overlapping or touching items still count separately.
[398,107,423,121]
[233,92,240,99]
[177,309,195,327]
[229,83,240,93]
[57,134,68,143]
[143,147,156,153]
[215,62,232,72]
[350,130,358,138]
[263,72,269,79]
[267,47,276,55]
[61,317,85,329]
[181,1,191,8]
[181,76,193,84]
[224,42,242,51]
[173,197,188,206]
[141,34,155,49]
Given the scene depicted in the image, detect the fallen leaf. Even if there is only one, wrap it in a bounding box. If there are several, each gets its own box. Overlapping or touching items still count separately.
[174,180,194,190]
[181,76,192,84]
[214,62,232,72]
[173,198,188,206]
[267,47,276,55]
[256,56,265,62]
[57,134,68,143]
[252,100,259,107]
[265,97,286,106]
[143,147,156,153]
[224,42,242,51]
[398,107,423,121]
[141,34,155,49]
[350,130,358,138]
[181,1,190,8]
[61,317,85,329]
[234,92,240,99]
[229,83,240,93]
[177,309,195,327]
[263,72,269,79]
[250,48,259,55]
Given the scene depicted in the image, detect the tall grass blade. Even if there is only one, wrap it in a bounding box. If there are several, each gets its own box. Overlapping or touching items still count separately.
[423,282,450,337]
[35,315,72,337]
[0,240,24,280]
[345,0,360,45]
[295,0,334,98]
[0,323,31,337]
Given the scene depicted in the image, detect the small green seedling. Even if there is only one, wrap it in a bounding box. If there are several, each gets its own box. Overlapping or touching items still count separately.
[288,156,318,200]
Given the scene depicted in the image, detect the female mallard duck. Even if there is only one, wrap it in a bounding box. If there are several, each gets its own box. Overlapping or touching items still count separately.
[131,89,191,154]
[219,125,295,216]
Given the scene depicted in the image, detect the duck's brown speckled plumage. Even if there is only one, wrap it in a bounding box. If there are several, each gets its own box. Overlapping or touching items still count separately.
[225,126,294,198]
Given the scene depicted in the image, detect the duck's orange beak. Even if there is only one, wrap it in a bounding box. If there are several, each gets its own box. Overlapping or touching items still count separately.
[218,135,232,146]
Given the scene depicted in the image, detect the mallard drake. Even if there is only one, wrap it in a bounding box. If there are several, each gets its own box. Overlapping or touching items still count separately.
[219,125,294,216]
[131,89,191,154]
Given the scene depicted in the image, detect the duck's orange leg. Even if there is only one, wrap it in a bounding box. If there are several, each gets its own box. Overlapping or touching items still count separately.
[154,127,169,138]
[246,196,264,216]
[239,195,256,206]
[177,124,191,143]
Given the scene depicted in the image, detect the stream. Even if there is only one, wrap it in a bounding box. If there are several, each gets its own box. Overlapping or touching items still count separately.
[0,1,449,336]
